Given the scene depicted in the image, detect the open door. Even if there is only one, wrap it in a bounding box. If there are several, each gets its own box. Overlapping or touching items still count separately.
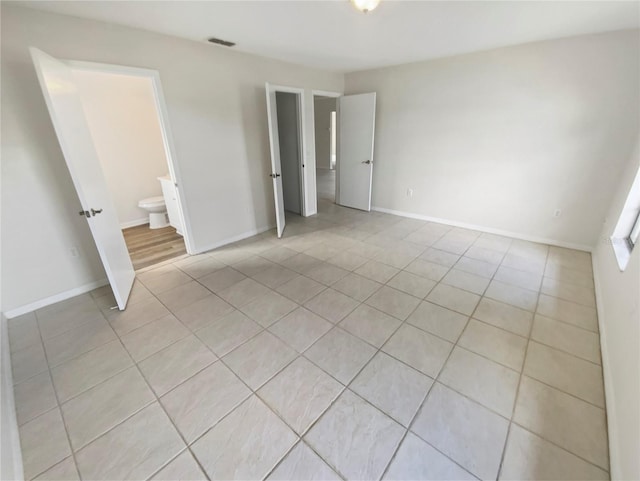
[30,48,134,309]
[265,83,286,237]
[337,93,376,211]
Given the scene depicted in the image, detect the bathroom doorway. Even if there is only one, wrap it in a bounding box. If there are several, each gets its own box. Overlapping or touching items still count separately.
[70,61,192,269]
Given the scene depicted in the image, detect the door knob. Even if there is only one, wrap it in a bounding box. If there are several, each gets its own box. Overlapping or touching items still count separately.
[91,208,103,216]
[362,160,372,164]
[79,210,90,218]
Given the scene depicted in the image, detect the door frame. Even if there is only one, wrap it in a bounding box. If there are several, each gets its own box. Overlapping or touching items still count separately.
[311,90,342,206]
[67,59,195,255]
[266,83,307,217]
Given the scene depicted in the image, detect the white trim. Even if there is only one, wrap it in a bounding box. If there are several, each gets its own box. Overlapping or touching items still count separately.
[193,224,275,255]
[591,251,619,479]
[372,206,594,252]
[66,60,196,255]
[0,314,24,481]
[4,279,109,319]
[311,89,342,99]
[120,218,149,229]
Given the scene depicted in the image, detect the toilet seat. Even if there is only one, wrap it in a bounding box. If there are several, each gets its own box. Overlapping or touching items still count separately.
[138,196,165,208]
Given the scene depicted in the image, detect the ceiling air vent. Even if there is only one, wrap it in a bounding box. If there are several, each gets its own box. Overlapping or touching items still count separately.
[207,37,236,47]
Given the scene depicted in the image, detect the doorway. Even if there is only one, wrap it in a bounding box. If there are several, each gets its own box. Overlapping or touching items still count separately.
[275,91,304,216]
[313,95,338,206]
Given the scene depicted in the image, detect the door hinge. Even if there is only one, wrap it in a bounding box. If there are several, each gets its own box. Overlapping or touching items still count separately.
[269,173,281,178]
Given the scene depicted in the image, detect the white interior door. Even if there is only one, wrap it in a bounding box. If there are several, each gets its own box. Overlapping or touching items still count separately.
[30,48,134,310]
[265,83,286,237]
[337,93,376,211]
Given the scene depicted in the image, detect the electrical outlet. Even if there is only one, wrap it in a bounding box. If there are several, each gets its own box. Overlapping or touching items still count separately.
[553,209,562,218]
[69,246,80,258]
[407,188,414,198]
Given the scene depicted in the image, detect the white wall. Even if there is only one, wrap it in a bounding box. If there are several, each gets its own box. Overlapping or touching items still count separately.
[314,97,337,170]
[593,139,640,481]
[276,92,302,215]
[73,70,169,228]
[345,30,640,249]
[0,5,343,314]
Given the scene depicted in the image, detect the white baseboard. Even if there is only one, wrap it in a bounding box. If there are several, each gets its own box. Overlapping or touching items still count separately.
[0,314,24,481]
[194,224,275,255]
[120,218,149,229]
[591,251,619,479]
[4,278,109,319]
[372,206,593,252]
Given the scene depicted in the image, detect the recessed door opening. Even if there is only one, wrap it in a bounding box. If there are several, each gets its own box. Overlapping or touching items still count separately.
[275,91,304,217]
[72,68,187,270]
[313,95,338,207]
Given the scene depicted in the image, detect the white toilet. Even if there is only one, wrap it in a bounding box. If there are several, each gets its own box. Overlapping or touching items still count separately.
[138,196,169,229]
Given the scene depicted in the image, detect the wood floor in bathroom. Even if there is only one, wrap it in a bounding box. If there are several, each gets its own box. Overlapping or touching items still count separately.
[122,223,186,270]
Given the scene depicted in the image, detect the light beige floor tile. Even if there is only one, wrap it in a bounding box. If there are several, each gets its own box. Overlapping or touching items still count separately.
[351,352,432,427]
[432,236,475,255]
[268,442,341,480]
[62,367,154,450]
[259,357,343,435]
[384,432,475,481]
[355,260,400,283]
[191,396,297,480]
[217,278,272,308]
[269,307,333,353]
[500,424,609,481]
[386,271,436,299]
[458,319,527,371]
[332,273,382,301]
[412,383,509,480]
[365,286,421,320]
[150,450,207,480]
[252,264,299,288]
[514,376,609,470]
[260,245,299,264]
[305,262,350,286]
[442,269,490,295]
[544,264,594,289]
[106,297,170,336]
[464,245,505,264]
[195,310,261,356]
[175,256,225,279]
[531,315,601,363]
[405,259,450,281]
[33,456,80,481]
[485,280,538,311]
[173,294,235,331]
[161,361,250,442]
[11,341,48,384]
[376,248,421,269]
[198,266,246,292]
[455,256,499,278]
[37,300,104,340]
[304,288,359,324]
[339,304,401,347]
[75,403,184,481]
[305,327,376,384]
[280,253,322,274]
[305,390,404,480]
[494,265,542,291]
[501,252,546,275]
[224,331,297,389]
[406,301,469,342]
[44,318,117,367]
[382,324,453,378]
[537,294,599,332]
[240,291,298,327]
[474,233,512,253]
[439,347,519,417]
[156,281,212,312]
[139,268,193,295]
[427,284,480,316]
[419,247,461,268]
[524,342,605,407]
[327,251,368,271]
[277,275,326,304]
[473,298,533,337]
[548,247,592,273]
[138,335,217,396]
[14,372,57,426]
[305,243,343,261]
[121,314,189,362]
[20,408,72,480]
[8,313,41,352]
[51,340,132,402]
[233,255,274,277]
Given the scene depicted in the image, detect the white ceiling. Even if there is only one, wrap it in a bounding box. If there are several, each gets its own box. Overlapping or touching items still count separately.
[17,0,640,72]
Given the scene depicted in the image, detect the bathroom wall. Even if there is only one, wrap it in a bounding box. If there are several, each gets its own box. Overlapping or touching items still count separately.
[73,69,170,228]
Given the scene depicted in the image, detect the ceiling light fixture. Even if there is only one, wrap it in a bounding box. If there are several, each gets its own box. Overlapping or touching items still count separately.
[350,0,381,13]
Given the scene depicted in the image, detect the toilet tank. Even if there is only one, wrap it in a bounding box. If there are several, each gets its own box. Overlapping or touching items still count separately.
[158,175,184,236]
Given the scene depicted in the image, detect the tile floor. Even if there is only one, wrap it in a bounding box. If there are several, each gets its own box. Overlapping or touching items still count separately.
[9,198,608,480]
